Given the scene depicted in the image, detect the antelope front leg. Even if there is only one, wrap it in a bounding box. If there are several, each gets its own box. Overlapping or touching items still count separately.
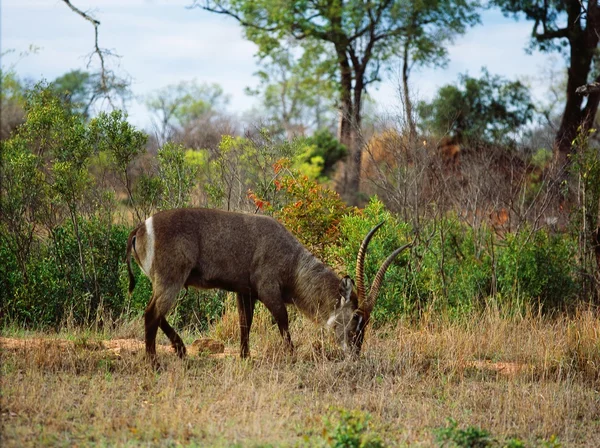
[258,288,294,354]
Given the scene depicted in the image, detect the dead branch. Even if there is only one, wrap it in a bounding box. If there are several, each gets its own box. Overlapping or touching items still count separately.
[61,0,127,109]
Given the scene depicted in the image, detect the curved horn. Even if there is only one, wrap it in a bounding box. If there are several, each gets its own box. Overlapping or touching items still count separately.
[363,242,413,314]
[355,221,385,306]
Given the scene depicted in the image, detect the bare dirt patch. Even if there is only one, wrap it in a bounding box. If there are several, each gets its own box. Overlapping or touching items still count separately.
[0,336,228,358]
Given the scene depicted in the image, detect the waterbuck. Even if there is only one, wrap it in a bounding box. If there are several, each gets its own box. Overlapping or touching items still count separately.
[126,208,409,364]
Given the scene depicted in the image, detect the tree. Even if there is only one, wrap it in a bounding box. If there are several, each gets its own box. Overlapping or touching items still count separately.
[0,69,25,140]
[397,1,482,140]
[61,1,130,111]
[492,0,600,165]
[52,69,128,118]
[194,0,480,201]
[246,42,338,138]
[0,46,40,139]
[146,80,229,145]
[418,68,535,145]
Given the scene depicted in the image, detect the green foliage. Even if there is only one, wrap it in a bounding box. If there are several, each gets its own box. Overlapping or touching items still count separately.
[0,68,25,106]
[435,419,494,447]
[434,418,562,448]
[320,409,386,448]
[296,129,347,178]
[418,68,535,145]
[570,127,600,300]
[202,0,480,84]
[0,84,151,328]
[530,148,553,169]
[89,110,147,169]
[88,109,148,218]
[1,217,132,327]
[51,70,95,117]
[202,132,298,210]
[332,198,413,318]
[156,142,200,209]
[249,159,350,263]
[125,141,201,219]
[171,289,227,332]
[491,0,577,54]
[332,198,576,320]
[496,229,577,309]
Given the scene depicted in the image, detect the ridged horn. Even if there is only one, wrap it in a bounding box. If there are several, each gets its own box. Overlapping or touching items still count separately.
[363,242,412,314]
[355,221,385,306]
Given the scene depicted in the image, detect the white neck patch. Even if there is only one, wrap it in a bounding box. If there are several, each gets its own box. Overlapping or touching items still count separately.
[141,216,155,277]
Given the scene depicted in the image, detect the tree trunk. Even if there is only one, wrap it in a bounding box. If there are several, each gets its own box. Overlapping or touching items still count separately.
[336,47,357,201]
[345,75,364,204]
[402,39,417,141]
[553,1,600,167]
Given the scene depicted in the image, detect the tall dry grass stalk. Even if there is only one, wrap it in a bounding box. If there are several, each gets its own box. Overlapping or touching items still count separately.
[1,306,599,446]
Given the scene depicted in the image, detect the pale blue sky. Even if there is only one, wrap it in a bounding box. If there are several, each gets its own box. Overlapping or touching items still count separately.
[1,0,561,130]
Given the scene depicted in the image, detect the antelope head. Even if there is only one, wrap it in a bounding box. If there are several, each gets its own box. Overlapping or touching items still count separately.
[327,222,411,355]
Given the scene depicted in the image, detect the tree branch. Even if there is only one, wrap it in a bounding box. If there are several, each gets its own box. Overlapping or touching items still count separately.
[61,0,127,109]
[192,1,278,32]
[576,82,600,95]
[61,1,107,91]
[534,26,570,41]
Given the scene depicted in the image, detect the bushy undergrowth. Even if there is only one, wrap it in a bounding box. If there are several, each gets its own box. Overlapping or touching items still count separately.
[0,216,225,330]
[0,189,578,330]
[0,85,583,330]
[332,198,577,322]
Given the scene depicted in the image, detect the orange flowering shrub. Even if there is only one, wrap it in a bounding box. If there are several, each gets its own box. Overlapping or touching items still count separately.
[248,158,350,263]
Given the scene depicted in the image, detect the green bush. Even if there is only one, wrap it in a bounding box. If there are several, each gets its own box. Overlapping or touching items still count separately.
[331,198,577,322]
[434,418,562,447]
[0,217,131,327]
[320,409,386,448]
[0,215,224,330]
[294,129,347,179]
[435,418,493,447]
[495,229,577,310]
[249,159,350,264]
[332,198,414,319]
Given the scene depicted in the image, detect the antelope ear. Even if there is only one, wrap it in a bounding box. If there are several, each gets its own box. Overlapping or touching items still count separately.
[338,275,354,306]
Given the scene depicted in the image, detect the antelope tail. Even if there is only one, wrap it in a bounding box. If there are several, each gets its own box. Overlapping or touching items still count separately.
[126,228,138,294]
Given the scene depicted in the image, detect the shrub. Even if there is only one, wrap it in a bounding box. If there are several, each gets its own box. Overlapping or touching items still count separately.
[434,418,494,447]
[332,198,414,319]
[1,216,132,327]
[495,229,577,310]
[320,409,386,448]
[249,159,350,264]
[293,129,347,179]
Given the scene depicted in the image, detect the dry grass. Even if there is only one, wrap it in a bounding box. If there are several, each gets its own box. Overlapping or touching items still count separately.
[2,307,600,447]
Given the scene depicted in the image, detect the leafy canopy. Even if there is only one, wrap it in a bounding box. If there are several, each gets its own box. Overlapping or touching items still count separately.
[198,0,481,105]
[418,68,535,144]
